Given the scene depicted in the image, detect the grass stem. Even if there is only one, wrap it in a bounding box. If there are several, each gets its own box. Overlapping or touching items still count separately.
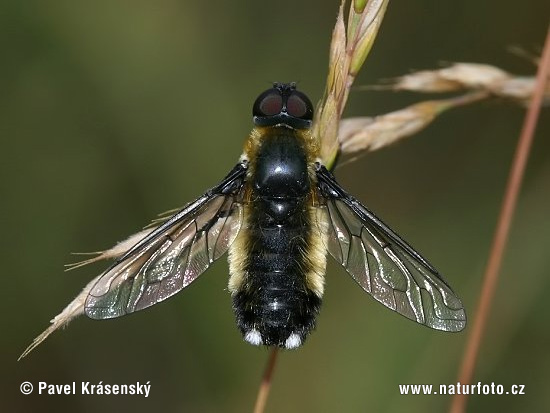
[450,25,550,413]
[253,347,279,413]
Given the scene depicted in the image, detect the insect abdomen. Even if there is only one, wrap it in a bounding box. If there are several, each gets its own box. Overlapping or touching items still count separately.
[233,207,321,348]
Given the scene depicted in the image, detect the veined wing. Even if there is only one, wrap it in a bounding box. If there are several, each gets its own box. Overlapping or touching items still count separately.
[316,165,466,332]
[84,163,247,319]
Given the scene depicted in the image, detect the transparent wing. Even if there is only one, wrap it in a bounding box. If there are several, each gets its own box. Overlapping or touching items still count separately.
[84,163,247,319]
[316,165,466,332]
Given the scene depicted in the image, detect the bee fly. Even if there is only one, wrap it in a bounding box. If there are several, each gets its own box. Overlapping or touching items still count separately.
[84,83,466,349]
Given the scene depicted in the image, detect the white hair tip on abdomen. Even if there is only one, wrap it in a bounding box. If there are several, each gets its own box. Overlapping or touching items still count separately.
[244,329,263,346]
[284,333,302,349]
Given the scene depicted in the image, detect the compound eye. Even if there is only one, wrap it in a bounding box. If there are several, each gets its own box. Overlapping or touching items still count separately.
[253,90,283,117]
[287,91,313,120]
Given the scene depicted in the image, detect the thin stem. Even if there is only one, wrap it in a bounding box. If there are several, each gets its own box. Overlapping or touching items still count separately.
[253,347,279,413]
[450,25,550,413]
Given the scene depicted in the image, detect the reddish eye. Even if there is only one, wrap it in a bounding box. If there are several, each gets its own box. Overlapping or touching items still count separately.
[253,84,313,129]
[286,93,308,118]
[258,93,283,116]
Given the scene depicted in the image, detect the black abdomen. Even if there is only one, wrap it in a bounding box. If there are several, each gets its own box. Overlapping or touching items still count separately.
[231,131,321,349]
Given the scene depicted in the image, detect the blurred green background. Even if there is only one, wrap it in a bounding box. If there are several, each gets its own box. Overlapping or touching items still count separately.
[3,1,550,412]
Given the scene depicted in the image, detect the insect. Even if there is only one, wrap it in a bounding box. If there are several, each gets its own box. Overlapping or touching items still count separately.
[82,83,466,349]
